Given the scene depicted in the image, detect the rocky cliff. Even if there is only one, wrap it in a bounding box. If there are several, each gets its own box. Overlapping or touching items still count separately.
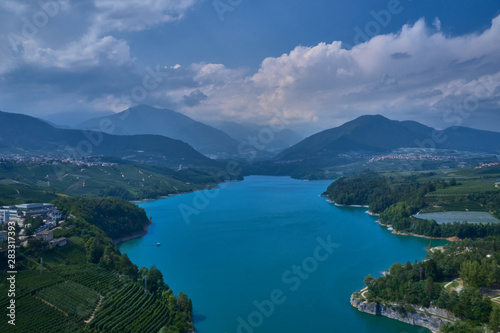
[350,293,457,333]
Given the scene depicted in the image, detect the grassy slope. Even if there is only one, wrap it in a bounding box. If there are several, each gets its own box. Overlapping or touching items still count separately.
[0,162,221,205]
[420,167,500,214]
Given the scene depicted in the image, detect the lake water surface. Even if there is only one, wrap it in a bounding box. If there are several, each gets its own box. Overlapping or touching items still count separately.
[119,176,448,333]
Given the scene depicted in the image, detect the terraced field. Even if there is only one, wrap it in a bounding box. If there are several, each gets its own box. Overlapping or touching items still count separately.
[0,263,174,332]
[37,281,101,319]
[90,283,173,333]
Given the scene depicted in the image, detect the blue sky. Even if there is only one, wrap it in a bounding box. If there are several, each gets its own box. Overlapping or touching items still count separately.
[129,0,500,69]
[1,0,500,134]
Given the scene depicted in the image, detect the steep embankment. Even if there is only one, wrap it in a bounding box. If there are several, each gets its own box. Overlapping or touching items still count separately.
[350,293,457,333]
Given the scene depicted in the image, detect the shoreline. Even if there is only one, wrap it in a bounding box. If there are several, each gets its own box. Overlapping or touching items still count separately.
[122,183,223,243]
[340,203,462,332]
[131,190,197,204]
[131,184,222,204]
[366,211,380,216]
[326,198,380,216]
[131,194,178,204]
[328,199,369,208]
[114,218,152,244]
[125,179,460,332]
[376,219,461,242]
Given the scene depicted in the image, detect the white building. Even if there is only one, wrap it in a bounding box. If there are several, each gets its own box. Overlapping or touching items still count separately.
[0,207,22,223]
[0,203,61,224]
[0,210,9,224]
[15,203,56,217]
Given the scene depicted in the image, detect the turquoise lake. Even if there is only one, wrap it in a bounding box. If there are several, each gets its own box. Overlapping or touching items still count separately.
[119,176,448,333]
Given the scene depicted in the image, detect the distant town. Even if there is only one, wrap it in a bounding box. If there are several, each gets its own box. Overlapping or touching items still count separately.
[0,154,117,167]
[476,162,500,169]
[368,153,457,163]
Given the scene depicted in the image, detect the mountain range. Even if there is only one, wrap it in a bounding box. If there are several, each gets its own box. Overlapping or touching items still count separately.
[2,109,499,171]
[277,115,500,164]
[79,105,239,158]
[0,110,212,166]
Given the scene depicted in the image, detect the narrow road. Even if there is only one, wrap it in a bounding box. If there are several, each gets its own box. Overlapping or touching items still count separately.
[360,287,368,300]
[84,295,104,324]
[444,278,458,289]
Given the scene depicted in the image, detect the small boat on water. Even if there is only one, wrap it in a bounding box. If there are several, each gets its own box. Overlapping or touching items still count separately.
[155,243,161,246]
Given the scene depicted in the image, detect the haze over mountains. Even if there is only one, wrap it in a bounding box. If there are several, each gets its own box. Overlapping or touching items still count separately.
[79,105,304,158]
[2,107,499,173]
[79,105,239,158]
[210,121,304,153]
[0,110,212,167]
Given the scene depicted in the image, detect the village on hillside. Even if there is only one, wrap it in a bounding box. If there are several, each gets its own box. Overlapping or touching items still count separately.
[0,203,67,249]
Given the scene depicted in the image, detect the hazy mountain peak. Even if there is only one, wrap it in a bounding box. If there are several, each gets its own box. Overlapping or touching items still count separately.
[79,105,239,157]
[0,110,212,166]
[210,120,304,153]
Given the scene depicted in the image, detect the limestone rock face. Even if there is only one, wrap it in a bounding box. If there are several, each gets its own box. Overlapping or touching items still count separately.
[350,294,457,333]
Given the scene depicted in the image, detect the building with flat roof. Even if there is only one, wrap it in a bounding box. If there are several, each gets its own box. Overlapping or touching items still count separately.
[0,203,61,224]
[16,203,52,209]
[15,203,55,216]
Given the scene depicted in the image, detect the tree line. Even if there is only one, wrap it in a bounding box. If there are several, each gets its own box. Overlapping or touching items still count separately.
[54,197,150,240]
[326,171,500,239]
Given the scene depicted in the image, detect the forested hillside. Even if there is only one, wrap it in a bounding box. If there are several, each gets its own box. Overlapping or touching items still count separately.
[360,237,500,333]
[54,197,150,240]
[325,167,500,239]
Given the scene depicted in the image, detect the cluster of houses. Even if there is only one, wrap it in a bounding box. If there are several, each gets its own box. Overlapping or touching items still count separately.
[0,154,118,167]
[0,203,67,247]
[476,162,500,169]
[369,153,455,163]
[34,229,67,247]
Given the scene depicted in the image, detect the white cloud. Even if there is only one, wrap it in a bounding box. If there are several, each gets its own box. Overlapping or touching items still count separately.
[0,0,29,14]
[173,15,500,129]
[0,0,201,73]
[433,17,441,31]
[22,32,132,69]
[92,0,201,32]
[2,5,500,132]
